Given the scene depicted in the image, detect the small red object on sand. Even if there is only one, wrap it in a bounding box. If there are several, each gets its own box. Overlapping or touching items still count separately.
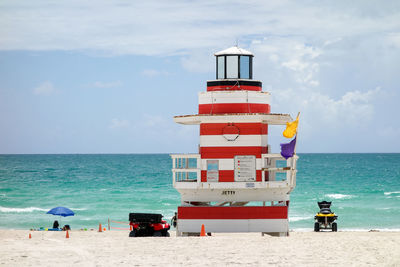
[200,224,206,237]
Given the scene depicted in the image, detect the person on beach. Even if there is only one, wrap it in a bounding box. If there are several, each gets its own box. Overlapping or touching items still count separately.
[171,212,177,228]
[53,220,59,229]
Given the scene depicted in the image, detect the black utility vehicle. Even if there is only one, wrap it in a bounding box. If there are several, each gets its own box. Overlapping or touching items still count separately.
[129,213,170,237]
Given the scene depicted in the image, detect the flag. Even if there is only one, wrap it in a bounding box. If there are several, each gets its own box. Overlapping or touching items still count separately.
[280,137,296,159]
[283,113,299,138]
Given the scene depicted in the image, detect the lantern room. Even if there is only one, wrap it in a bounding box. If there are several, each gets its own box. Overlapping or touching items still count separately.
[215,46,254,80]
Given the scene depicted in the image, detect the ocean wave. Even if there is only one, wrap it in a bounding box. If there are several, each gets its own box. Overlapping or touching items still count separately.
[0,206,86,213]
[0,206,48,213]
[384,191,400,195]
[70,207,87,211]
[376,207,392,210]
[335,228,400,232]
[325,194,354,199]
[289,216,313,222]
[291,228,400,232]
[80,218,93,221]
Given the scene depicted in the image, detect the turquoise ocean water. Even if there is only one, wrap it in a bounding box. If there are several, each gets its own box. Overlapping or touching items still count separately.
[1,154,399,231]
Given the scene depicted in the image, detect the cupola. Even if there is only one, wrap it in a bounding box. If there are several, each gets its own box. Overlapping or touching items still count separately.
[214,46,254,80]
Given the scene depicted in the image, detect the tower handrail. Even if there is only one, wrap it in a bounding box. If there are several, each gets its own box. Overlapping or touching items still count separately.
[261,154,298,188]
[170,154,201,185]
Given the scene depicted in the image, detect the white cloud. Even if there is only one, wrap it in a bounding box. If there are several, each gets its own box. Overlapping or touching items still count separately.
[250,38,323,88]
[2,0,399,153]
[33,81,56,95]
[323,37,342,47]
[245,35,387,145]
[1,1,399,56]
[93,81,122,88]
[271,86,381,141]
[109,118,130,129]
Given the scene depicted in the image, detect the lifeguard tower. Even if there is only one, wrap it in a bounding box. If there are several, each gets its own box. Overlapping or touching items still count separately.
[171,46,298,236]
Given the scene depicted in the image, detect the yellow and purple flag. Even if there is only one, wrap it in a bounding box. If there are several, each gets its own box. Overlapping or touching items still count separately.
[283,113,299,138]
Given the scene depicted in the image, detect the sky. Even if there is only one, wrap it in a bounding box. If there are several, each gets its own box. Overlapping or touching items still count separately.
[0,0,399,154]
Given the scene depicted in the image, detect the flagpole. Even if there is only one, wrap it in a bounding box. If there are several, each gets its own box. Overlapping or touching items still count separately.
[293,112,300,155]
[291,112,300,188]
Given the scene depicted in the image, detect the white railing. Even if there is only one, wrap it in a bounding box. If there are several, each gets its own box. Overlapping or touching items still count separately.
[170,153,298,191]
[170,154,201,186]
[261,153,298,189]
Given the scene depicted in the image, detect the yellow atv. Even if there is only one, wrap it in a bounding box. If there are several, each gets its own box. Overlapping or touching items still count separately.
[314,201,338,232]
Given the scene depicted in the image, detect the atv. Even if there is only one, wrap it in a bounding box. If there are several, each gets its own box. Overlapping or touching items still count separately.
[314,201,338,232]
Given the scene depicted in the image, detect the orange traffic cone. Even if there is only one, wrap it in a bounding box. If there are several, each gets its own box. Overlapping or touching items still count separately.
[66,230,69,238]
[29,233,31,239]
[200,224,206,237]
[98,223,102,232]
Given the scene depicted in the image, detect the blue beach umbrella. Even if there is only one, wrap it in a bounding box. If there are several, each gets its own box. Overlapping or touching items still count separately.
[46,207,75,229]
[47,207,75,217]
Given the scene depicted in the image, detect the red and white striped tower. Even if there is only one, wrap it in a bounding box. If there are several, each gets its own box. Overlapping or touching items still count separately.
[171,47,298,236]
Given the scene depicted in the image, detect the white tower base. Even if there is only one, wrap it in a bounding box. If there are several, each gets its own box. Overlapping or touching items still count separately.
[176,206,289,236]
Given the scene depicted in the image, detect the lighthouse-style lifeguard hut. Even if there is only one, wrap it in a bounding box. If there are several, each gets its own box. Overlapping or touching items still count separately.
[171,47,298,236]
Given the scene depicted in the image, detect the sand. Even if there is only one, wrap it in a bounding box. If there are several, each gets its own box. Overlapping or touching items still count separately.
[1,230,399,266]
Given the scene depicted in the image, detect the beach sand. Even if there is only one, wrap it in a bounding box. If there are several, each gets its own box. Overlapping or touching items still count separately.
[1,230,399,266]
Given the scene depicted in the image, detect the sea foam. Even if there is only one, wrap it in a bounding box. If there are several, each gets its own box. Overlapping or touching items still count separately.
[384,191,400,195]
[69,207,87,211]
[0,206,48,213]
[289,216,313,222]
[325,194,354,199]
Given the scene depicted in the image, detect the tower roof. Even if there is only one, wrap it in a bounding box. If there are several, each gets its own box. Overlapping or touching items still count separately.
[214,46,254,56]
